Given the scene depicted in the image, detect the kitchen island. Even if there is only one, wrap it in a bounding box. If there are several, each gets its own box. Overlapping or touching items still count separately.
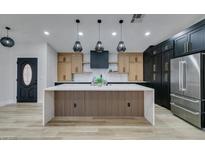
[43,84,155,126]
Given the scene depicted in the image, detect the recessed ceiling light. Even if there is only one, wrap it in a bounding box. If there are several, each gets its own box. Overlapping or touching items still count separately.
[78,32,83,36]
[112,32,117,36]
[145,32,151,36]
[44,31,50,36]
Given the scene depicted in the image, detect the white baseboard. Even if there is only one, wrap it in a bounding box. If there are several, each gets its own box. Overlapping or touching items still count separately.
[0,99,42,107]
[0,99,15,107]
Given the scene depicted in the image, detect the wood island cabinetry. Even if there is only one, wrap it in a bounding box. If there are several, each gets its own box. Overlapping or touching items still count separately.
[55,91,144,117]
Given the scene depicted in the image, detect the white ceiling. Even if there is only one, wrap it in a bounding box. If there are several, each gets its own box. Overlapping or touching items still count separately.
[0,14,205,52]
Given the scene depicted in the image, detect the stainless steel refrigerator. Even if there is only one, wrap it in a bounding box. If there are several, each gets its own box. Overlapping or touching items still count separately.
[170,52,205,128]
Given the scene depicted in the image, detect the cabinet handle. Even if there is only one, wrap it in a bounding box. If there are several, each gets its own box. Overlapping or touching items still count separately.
[153,74,156,81]
[63,75,66,80]
[189,42,192,51]
[165,45,168,50]
[186,42,189,52]
[63,57,66,62]
[135,75,138,81]
[184,43,186,53]
[75,67,78,72]
[135,57,138,62]
[165,62,169,71]
[153,64,156,71]
[74,103,77,108]
[164,73,168,82]
[127,102,131,107]
[123,67,125,72]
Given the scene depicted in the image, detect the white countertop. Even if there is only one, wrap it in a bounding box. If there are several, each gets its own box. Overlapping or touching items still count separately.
[45,84,154,91]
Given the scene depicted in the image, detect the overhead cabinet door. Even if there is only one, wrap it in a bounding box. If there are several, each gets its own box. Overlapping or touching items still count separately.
[58,62,72,81]
[174,26,205,57]
[71,54,83,73]
[189,28,205,53]
[175,35,188,57]
[118,54,129,73]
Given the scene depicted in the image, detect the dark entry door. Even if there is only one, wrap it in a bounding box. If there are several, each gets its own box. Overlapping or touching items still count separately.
[17,58,37,102]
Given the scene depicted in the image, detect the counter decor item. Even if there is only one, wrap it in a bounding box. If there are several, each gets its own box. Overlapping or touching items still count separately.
[91,75,107,86]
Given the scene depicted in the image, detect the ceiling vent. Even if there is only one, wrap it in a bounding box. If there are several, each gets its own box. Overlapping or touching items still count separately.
[131,14,144,23]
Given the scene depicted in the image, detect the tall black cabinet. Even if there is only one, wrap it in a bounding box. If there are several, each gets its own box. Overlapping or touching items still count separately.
[152,47,162,105]
[143,41,173,110]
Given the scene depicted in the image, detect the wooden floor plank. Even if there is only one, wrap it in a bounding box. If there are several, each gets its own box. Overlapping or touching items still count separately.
[0,103,205,139]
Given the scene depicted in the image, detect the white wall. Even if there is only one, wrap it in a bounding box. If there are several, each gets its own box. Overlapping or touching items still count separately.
[46,44,57,87]
[0,42,56,106]
[8,43,47,104]
[0,48,12,106]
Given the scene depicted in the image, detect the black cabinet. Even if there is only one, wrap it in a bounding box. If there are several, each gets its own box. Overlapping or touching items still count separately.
[161,41,173,52]
[143,51,153,81]
[143,46,155,82]
[174,26,205,57]
[152,46,161,56]
[189,27,205,53]
[161,50,173,109]
[152,54,162,105]
[174,34,189,57]
[144,44,172,110]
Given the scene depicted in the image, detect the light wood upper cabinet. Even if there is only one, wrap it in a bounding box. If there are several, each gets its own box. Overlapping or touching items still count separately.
[57,53,83,81]
[129,53,143,63]
[118,54,130,73]
[118,53,143,81]
[58,62,72,81]
[71,53,83,73]
[128,62,143,81]
[58,54,71,63]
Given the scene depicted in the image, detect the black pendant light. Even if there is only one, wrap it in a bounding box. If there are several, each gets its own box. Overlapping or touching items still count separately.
[95,19,104,52]
[0,27,15,48]
[73,19,83,52]
[117,20,126,52]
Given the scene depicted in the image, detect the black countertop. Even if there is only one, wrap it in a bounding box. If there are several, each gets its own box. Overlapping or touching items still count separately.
[55,81,151,86]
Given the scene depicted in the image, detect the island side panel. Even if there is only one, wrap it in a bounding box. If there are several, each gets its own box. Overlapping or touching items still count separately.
[43,91,55,126]
[144,91,155,125]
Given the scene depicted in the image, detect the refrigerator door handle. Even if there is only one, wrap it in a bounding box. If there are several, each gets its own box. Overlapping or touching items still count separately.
[179,61,182,91]
[182,61,187,91]
[170,94,200,103]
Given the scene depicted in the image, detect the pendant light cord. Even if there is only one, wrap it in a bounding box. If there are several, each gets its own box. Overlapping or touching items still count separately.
[120,23,122,41]
[77,22,79,41]
[99,23,100,41]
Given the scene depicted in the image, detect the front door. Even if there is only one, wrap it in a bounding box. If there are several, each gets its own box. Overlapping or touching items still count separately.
[17,58,37,102]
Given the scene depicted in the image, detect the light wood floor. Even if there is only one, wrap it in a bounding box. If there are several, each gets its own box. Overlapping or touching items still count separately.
[0,103,205,139]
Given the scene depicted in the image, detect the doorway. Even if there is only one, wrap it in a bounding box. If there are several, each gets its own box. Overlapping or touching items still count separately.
[17,58,38,102]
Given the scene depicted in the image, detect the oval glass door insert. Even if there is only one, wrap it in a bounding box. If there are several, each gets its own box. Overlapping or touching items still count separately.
[23,64,32,86]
